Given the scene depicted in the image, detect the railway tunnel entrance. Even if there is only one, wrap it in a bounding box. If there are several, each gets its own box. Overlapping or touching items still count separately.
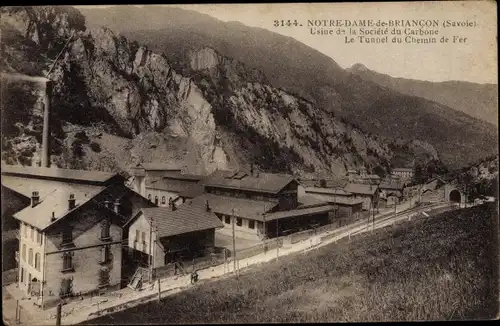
[449,189,462,203]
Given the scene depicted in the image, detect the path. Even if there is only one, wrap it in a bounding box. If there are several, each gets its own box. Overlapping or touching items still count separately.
[3,200,455,326]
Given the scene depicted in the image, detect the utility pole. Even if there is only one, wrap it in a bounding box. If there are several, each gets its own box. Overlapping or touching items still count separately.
[464,183,467,208]
[263,209,267,240]
[231,209,237,277]
[148,218,156,284]
[276,218,279,260]
[372,201,375,231]
[56,303,62,326]
[157,278,161,303]
[368,199,372,231]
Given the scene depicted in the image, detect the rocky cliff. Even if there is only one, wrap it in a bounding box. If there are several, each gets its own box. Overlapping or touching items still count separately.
[1,6,439,177]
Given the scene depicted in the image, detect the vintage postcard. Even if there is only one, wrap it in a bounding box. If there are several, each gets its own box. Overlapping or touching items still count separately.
[1,2,498,324]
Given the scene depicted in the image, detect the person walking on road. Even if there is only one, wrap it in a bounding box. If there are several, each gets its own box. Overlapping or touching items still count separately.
[190,270,199,284]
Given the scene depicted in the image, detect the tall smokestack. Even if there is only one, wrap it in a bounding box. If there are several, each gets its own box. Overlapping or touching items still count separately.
[41,81,52,168]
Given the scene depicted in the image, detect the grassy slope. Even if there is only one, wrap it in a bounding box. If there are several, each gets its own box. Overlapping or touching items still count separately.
[87,203,499,323]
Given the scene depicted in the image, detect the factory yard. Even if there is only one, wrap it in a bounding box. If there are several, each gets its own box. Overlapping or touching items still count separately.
[87,203,498,323]
[214,232,261,250]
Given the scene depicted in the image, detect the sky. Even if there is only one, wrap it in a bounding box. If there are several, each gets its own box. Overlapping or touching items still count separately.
[76,2,497,84]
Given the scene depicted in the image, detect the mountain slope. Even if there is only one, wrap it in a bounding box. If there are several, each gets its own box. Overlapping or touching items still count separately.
[80,5,498,168]
[1,6,436,178]
[347,63,498,126]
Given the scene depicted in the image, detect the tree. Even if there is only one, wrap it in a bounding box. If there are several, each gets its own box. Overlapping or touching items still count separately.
[373,165,386,178]
[412,164,424,184]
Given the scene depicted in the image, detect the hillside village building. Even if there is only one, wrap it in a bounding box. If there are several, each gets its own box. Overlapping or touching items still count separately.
[124,198,223,286]
[1,165,154,309]
[345,168,381,185]
[344,183,380,211]
[129,163,203,207]
[391,168,414,180]
[301,187,363,222]
[378,180,405,207]
[182,170,335,241]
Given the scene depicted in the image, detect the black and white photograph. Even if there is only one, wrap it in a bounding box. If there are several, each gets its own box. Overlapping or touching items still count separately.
[1,2,498,324]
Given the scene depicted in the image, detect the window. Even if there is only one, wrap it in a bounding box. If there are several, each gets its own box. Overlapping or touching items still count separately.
[161,196,166,205]
[100,245,110,264]
[36,231,41,245]
[34,253,40,271]
[62,229,72,245]
[155,196,159,205]
[62,252,73,272]
[100,219,110,240]
[60,278,73,297]
[236,218,242,227]
[224,215,231,224]
[30,226,34,241]
[248,220,255,229]
[99,267,110,287]
[141,232,146,243]
[22,244,26,261]
[20,268,24,283]
[135,229,140,242]
[148,194,152,201]
[28,249,33,266]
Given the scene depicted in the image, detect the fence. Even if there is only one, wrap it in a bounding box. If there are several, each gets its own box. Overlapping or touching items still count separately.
[153,250,227,279]
[153,220,361,280]
[235,238,282,261]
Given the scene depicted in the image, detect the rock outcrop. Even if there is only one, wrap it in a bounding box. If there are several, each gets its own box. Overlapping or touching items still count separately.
[1,6,439,177]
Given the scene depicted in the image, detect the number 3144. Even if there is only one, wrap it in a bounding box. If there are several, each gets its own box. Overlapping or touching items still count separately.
[273,20,301,27]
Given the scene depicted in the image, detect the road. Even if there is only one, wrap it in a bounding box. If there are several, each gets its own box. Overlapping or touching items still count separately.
[3,201,456,326]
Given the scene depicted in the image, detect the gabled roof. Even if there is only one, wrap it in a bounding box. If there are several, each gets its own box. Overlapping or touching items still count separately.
[363,174,381,179]
[203,170,296,194]
[161,171,203,181]
[304,187,352,196]
[146,178,199,193]
[425,176,447,184]
[297,195,329,208]
[327,197,364,206]
[178,183,205,199]
[136,163,182,171]
[392,168,413,173]
[264,204,335,222]
[13,183,106,230]
[379,181,405,191]
[139,199,223,238]
[344,183,378,195]
[1,164,121,185]
[299,179,347,188]
[192,194,277,221]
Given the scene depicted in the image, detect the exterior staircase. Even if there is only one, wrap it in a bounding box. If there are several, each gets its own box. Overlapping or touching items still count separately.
[127,267,151,291]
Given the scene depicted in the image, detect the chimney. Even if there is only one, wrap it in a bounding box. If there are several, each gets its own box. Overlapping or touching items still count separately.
[113,199,121,214]
[51,212,56,222]
[205,200,210,212]
[68,194,76,210]
[41,81,52,168]
[31,191,40,207]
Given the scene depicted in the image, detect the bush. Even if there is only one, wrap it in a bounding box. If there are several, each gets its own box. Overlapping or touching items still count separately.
[90,142,101,153]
